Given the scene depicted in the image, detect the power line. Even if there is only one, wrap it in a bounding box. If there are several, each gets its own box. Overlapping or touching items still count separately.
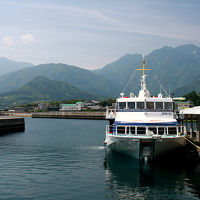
[154,75,170,97]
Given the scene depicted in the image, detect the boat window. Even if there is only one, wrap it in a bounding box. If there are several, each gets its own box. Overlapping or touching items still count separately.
[146,102,154,110]
[128,102,135,110]
[118,102,126,110]
[148,127,157,134]
[130,127,136,134]
[137,102,145,110]
[168,127,177,135]
[158,127,165,135]
[127,127,130,134]
[178,126,183,134]
[164,102,172,110]
[137,127,146,134]
[112,126,116,134]
[109,125,113,134]
[155,102,163,110]
[117,126,125,134]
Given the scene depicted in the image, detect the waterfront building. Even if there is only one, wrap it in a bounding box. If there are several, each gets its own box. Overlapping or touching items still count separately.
[60,102,83,111]
[175,101,193,110]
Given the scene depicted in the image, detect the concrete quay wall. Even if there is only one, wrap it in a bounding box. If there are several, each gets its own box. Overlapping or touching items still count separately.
[32,111,106,120]
[0,118,25,134]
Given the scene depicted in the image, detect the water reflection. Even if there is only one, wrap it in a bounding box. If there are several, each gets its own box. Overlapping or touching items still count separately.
[185,163,200,199]
[104,151,200,200]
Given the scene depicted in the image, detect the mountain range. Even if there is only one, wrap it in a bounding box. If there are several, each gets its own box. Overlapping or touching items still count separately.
[0,63,120,97]
[94,44,200,96]
[0,44,200,106]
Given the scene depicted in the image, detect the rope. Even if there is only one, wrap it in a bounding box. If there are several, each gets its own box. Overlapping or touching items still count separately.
[122,70,137,93]
[184,136,200,151]
[154,75,170,97]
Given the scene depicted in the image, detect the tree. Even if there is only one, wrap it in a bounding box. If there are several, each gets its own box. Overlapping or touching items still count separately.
[100,99,116,107]
[184,91,200,106]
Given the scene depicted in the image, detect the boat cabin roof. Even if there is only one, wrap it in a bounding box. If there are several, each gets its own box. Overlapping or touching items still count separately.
[117,96,173,103]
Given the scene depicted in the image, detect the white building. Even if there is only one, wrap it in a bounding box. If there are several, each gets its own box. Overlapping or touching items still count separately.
[60,102,83,111]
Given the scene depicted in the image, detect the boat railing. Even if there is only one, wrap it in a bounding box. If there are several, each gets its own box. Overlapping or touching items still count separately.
[106,125,186,136]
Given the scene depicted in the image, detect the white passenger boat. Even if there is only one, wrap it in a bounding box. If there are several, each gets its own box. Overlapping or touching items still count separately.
[104,56,186,160]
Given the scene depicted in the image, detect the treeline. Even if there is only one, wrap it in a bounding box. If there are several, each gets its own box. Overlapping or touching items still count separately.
[99,99,116,107]
[19,99,84,108]
[183,91,200,106]
[18,99,116,108]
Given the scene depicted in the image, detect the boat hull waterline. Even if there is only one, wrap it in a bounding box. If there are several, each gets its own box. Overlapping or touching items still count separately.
[105,135,185,159]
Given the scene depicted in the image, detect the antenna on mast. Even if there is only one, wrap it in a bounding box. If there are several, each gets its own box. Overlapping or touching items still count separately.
[136,55,151,76]
[136,55,152,97]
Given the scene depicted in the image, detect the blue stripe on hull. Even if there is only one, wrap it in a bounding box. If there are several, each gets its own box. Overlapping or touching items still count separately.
[116,109,172,113]
[113,121,178,126]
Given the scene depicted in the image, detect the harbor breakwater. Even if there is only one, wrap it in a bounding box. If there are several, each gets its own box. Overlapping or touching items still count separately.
[0,118,25,134]
[32,111,106,120]
[1,111,106,120]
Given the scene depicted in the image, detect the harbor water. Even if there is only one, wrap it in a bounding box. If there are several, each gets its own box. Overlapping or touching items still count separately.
[0,118,199,200]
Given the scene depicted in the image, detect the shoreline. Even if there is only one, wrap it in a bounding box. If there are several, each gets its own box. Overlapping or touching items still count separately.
[1,112,33,117]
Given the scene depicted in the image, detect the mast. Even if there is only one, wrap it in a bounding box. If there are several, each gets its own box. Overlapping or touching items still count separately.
[136,55,152,97]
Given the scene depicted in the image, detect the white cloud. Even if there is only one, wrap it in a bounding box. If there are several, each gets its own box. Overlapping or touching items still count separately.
[2,36,15,46]
[20,34,35,44]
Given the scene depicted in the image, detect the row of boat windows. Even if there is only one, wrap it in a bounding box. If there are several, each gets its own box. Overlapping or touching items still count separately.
[118,102,172,110]
[109,126,178,135]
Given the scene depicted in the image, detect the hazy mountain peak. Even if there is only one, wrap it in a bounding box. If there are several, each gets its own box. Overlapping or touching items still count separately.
[28,76,50,83]
[0,56,34,76]
[175,44,200,58]
[0,56,9,61]
[175,44,199,50]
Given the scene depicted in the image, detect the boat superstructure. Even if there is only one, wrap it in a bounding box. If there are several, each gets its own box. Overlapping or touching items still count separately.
[104,56,185,160]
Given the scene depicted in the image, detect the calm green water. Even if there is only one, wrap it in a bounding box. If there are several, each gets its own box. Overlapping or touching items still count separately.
[0,118,199,200]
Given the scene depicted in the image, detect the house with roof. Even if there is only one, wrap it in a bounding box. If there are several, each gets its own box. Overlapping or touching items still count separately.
[175,101,193,110]
[59,102,84,111]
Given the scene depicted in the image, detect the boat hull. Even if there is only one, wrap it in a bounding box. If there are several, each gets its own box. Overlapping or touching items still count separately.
[105,135,185,159]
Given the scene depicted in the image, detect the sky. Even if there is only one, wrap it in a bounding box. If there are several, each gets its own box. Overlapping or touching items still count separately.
[0,0,200,69]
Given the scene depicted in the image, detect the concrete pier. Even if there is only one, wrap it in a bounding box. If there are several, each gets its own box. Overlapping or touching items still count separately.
[0,118,25,134]
[32,111,106,120]
[181,107,200,142]
[180,107,200,161]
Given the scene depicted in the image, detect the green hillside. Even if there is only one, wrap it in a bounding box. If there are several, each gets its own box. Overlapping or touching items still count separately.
[0,76,100,106]
[0,63,121,97]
